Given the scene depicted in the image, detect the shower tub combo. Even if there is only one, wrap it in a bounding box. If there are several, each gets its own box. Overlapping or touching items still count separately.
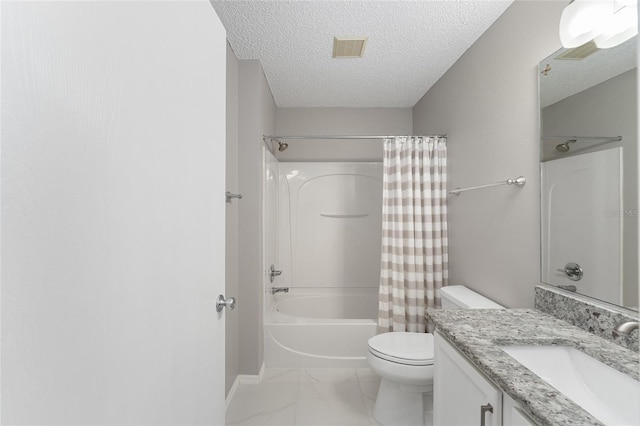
[264,288,378,368]
[265,162,383,368]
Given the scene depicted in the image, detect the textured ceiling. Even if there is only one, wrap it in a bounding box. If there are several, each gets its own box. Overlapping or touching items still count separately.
[212,1,513,107]
[540,36,637,108]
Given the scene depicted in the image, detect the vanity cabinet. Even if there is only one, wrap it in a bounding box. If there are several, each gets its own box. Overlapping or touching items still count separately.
[434,332,538,426]
[434,332,502,426]
[503,394,536,426]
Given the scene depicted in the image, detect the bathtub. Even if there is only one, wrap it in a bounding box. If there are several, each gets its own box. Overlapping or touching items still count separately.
[264,288,379,368]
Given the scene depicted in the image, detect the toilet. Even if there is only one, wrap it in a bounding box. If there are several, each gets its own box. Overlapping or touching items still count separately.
[367,285,504,426]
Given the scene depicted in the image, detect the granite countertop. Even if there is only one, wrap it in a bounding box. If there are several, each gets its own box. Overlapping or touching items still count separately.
[426,308,640,426]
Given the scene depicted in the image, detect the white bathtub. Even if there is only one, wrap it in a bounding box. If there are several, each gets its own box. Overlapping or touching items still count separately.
[264,288,379,368]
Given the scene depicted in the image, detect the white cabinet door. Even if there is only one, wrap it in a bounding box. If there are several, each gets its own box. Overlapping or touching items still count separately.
[434,332,502,426]
[503,394,536,426]
[2,1,227,424]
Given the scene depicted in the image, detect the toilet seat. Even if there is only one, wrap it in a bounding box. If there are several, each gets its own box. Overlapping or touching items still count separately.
[368,332,434,366]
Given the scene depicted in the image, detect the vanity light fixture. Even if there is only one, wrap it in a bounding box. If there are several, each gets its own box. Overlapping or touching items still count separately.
[559,0,609,48]
[559,0,638,49]
[594,0,638,48]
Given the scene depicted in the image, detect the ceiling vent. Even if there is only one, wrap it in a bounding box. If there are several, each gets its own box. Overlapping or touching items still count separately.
[333,37,368,58]
[554,41,599,60]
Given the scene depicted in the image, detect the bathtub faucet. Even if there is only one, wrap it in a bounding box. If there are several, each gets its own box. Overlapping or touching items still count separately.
[270,287,289,295]
[269,264,282,283]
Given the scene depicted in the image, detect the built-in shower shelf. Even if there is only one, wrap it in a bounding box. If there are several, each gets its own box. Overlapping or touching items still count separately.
[320,213,369,219]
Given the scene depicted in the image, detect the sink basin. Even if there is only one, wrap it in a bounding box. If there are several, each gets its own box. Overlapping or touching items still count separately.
[500,345,640,425]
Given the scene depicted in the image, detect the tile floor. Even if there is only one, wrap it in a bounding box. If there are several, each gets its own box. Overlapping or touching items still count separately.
[226,368,384,426]
[226,368,435,426]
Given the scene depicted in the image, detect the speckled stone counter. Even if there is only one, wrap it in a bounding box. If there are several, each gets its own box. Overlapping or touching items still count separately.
[426,308,640,426]
[535,284,639,352]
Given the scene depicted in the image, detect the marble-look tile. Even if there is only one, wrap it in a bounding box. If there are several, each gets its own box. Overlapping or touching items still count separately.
[226,382,298,425]
[356,368,381,383]
[226,368,384,426]
[262,368,300,383]
[358,381,379,417]
[257,406,297,426]
[295,382,370,426]
[368,414,383,426]
[301,368,359,383]
[360,385,431,426]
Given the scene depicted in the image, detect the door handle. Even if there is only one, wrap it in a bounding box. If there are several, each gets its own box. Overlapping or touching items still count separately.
[556,262,583,281]
[216,295,236,312]
[480,403,493,426]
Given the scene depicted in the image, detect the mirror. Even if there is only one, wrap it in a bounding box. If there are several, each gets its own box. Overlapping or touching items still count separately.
[539,37,638,310]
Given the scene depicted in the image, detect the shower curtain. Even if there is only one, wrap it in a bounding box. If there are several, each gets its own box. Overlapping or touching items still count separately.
[378,136,448,333]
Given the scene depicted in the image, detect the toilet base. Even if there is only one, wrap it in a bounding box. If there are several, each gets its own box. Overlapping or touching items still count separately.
[373,379,433,426]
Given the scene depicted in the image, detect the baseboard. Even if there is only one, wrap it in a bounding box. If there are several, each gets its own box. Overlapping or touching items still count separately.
[237,362,266,384]
[225,362,266,410]
[225,377,241,411]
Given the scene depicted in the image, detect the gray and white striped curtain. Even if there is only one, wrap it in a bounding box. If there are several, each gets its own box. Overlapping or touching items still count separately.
[378,136,448,333]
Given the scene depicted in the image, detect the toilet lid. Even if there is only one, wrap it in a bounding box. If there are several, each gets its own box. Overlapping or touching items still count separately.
[368,332,434,366]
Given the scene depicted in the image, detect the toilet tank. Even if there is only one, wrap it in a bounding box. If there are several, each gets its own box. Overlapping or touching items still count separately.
[440,285,504,309]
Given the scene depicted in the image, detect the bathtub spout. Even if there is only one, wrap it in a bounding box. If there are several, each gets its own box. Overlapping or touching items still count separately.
[270,287,289,295]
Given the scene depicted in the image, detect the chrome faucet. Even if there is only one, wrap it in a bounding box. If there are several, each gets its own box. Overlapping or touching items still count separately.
[614,321,639,335]
[270,287,289,295]
[269,264,282,283]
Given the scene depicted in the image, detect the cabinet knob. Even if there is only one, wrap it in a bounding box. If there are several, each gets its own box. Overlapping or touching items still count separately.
[480,403,493,426]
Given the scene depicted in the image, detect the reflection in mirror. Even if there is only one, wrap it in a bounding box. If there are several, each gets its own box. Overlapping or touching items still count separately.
[539,37,638,311]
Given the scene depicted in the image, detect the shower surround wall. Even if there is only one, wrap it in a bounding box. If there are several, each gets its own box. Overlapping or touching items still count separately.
[264,162,383,367]
[278,163,383,289]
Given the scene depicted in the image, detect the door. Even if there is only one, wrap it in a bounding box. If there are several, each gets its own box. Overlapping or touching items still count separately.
[1,1,226,424]
[541,148,622,305]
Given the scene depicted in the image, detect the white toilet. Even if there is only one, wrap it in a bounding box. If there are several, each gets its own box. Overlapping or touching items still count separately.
[367,285,504,426]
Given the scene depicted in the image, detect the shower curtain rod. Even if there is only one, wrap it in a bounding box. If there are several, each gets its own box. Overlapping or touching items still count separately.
[541,136,622,142]
[263,134,447,141]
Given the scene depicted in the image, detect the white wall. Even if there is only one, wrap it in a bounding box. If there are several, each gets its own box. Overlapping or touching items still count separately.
[275,108,412,161]
[263,149,279,317]
[225,43,240,396]
[237,60,276,375]
[542,69,638,307]
[2,1,227,423]
[412,0,566,308]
